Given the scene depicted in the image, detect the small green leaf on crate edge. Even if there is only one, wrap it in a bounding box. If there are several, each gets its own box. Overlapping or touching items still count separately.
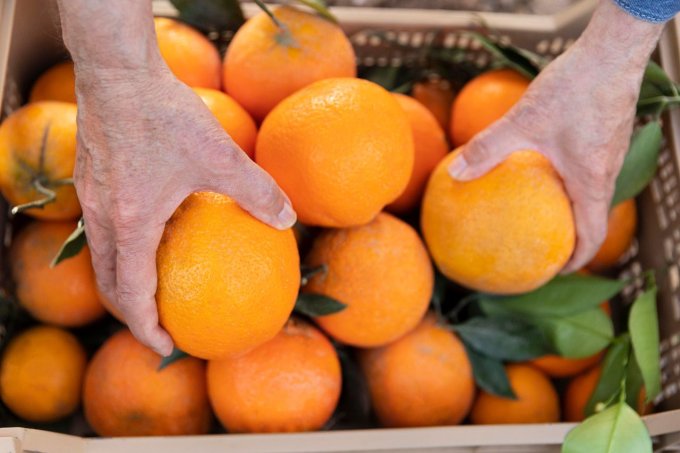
[629,277,661,401]
[50,218,86,268]
[612,121,663,206]
[562,402,652,453]
[585,336,630,416]
[294,0,337,23]
[295,293,347,317]
[453,316,552,361]
[463,343,516,399]
[464,32,541,80]
[158,348,190,371]
[534,308,614,359]
[169,0,245,32]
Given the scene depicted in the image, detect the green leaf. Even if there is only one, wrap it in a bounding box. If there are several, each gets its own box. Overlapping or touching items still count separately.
[534,308,614,359]
[454,317,552,361]
[295,293,346,317]
[478,274,624,317]
[50,218,86,267]
[629,280,661,401]
[612,121,663,206]
[169,0,245,33]
[464,32,542,80]
[158,348,189,371]
[642,61,676,96]
[562,402,652,453]
[626,352,645,411]
[586,337,630,416]
[463,344,516,399]
[294,0,337,23]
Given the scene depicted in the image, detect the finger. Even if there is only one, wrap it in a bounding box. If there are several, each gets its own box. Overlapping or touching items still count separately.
[115,224,174,356]
[562,197,609,273]
[83,213,117,305]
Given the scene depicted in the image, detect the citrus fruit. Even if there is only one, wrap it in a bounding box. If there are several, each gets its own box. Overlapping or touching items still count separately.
[471,363,560,424]
[359,315,475,427]
[11,221,106,327]
[207,318,341,433]
[412,79,456,133]
[0,326,86,423]
[0,102,80,220]
[387,93,449,214]
[29,61,76,103]
[154,17,221,89]
[450,68,530,146]
[256,78,414,227]
[83,329,211,437]
[193,88,258,159]
[223,6,356,121]
[421,150,575,294]
[157,192,299,360]
[587,199,637,272]
[531,352,602,378]
[303,212,433,347]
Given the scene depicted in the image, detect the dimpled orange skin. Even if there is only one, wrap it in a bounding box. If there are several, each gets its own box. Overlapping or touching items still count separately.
[531,352,602,378]
[154,17,221,89]
[193,88,258,159]
[29,62,76,103]
[587,199,637,272]
[223,6,356,121]
[450,69,530,147]
[0,326,86,423]
[471,364,560,425]
[359,315,475,427]
[11,221,106,327]
[257,78,414,227]
[303,213,433,347]
[0,102,80,220]
[83,330,211,437]
[387,94,449,214]
[157,192,300,360]
[207,318,342,433]
[421,150,575,294]
[563,365,601,422]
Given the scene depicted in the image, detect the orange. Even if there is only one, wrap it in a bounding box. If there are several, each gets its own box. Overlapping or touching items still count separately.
[223,6,356,121]
[450,69,530,147]
[83,329,211,437]
[154,17,221,89]
[531,352,602,378]
[421,150,575,294]
[587,199,637,272]
[257,78,414,227]
[29,61,76,104]
[412,79,456,133]
[193,88,258,159]
[471,364,560,424]
[303,212,433,347]
[11,221,106,327]
[0,102,80,220]
[157,192,299,360]
[387,93,449,214]
[359,315,475,427]
[207,318,341,433]
[0,326,86,423]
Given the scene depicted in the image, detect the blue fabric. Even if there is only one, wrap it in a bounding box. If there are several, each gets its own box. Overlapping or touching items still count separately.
[613,0,680,23]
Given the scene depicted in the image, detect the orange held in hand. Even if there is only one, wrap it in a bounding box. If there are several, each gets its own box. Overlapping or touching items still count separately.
[0,102,80,220]
[156,192,299,360]
[449,69,529,147]
[360,315,475,427]
[11,221,105,327]
[223,6,356,121]
[422,150,575,294]
[154,17,221,89]
[207,318,342,433]
[0,326,86,423]
[303,212,433,347]
[83,329,211,437]
[387,93,449,214]
[29,61,76,104]
[257,78,414,227]
[587,199,637,272]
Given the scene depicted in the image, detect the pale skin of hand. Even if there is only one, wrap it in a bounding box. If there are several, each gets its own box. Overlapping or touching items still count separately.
[449,0,665,272]
[56,0,296,356]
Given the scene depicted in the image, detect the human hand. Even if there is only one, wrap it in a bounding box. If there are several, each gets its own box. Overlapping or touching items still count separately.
[74,64,295,356]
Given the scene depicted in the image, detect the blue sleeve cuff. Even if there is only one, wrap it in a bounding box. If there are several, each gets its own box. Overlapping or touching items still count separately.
[612,0,680,23]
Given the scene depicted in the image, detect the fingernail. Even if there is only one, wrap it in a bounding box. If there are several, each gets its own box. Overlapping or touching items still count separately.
[448,155,469,180]
[276,202,297,229]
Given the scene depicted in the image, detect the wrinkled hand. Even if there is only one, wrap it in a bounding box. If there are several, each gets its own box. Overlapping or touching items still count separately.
[74,65,295,355]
